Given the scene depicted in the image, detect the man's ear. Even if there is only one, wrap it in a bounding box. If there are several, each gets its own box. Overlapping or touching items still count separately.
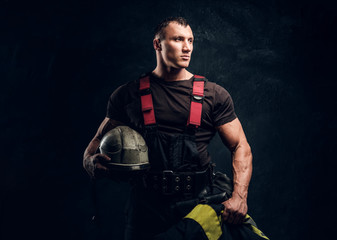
[153,39,161,51]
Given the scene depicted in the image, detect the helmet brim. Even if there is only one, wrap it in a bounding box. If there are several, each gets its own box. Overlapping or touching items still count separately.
[106,162,151,171]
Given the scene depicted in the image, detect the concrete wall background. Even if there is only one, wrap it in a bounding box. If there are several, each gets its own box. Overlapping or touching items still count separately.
[1,0,336,239]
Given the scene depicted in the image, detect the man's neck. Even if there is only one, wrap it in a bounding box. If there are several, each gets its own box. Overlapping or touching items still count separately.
[152,67,193,81]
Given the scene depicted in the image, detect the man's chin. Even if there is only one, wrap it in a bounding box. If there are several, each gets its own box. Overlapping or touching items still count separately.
[176,62,190,69]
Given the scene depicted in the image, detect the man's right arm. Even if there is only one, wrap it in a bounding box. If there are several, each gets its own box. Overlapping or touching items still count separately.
[83,117,124,178]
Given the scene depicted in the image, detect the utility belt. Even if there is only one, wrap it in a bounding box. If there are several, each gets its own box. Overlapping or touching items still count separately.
[143,166,212,199]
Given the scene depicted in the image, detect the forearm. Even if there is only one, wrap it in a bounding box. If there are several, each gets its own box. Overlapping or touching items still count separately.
[216,119,251,223]
[83,118,121,175]
[231,141,252,200]
[83,137,101,161]
[83,137,100,175]
[83,117,120,159]
[83,118,109,162]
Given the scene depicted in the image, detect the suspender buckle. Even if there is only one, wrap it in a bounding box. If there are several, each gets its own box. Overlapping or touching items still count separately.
[191,94,204,103]
[139,88,151,96]
[187,76,206,128]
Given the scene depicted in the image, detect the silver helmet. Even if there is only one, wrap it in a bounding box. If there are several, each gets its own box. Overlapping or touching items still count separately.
[99,126,150,171]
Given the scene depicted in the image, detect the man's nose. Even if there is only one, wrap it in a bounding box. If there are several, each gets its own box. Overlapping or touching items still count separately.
[182,40,192,52]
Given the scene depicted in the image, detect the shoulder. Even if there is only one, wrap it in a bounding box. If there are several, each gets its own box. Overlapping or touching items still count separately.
[107,77,143,108]
[198,76,231,98]
[110,77,140,96]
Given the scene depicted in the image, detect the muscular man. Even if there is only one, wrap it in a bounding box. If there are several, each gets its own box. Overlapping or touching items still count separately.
[83,17,252,239]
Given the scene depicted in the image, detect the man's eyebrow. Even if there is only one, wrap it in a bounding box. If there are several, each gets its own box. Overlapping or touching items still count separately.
[170,35,194,39]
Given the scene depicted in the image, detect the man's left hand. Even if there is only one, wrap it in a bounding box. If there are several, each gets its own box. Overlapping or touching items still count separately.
[221,193,248,224]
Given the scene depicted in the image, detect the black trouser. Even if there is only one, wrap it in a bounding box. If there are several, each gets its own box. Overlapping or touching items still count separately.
[124,185,190,240]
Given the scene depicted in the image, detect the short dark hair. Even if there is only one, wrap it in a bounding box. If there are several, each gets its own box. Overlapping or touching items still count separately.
[154,17,189,40]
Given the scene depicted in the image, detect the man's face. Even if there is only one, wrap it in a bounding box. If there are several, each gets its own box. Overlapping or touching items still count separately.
[157,22,194,69]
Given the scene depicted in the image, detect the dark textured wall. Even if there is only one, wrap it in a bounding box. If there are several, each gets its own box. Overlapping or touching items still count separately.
[1,0,336,239]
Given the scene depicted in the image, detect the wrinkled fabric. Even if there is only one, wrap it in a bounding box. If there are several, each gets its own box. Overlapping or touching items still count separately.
[154,204,269,240]
[144,129,202,171]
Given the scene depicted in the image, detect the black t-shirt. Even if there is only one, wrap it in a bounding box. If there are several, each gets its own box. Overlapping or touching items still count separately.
[106,73,237,166]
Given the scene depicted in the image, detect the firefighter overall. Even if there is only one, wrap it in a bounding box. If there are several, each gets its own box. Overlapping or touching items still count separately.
[124,75,211,239]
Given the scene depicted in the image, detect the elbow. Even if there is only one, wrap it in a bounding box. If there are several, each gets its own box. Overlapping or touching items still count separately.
[233,140,252,156]
[233,141,253,169]
[244,142,253,168]
[245,142,252,159]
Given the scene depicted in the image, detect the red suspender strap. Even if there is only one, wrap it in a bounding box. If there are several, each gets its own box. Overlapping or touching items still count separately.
[187,75,205,128]
[139,76,156,125]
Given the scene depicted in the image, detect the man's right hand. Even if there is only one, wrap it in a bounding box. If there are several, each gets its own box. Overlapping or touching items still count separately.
[84,153,111,179]
[83,117,123,178]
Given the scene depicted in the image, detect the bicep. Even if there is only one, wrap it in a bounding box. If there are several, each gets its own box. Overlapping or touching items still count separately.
[216,118,248,152]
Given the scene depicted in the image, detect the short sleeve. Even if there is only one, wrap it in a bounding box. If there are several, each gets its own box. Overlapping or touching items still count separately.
[106,84,128,122]
[212,84,237,126]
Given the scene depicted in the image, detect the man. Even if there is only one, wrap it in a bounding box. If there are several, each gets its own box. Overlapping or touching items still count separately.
[83,17,252,239]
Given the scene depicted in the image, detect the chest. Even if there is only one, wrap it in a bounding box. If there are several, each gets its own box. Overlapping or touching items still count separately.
[127,80,213,133]
[152,86,190,124]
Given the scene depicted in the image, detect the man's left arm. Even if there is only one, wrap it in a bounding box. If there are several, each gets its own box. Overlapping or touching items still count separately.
[216,118,253,224]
